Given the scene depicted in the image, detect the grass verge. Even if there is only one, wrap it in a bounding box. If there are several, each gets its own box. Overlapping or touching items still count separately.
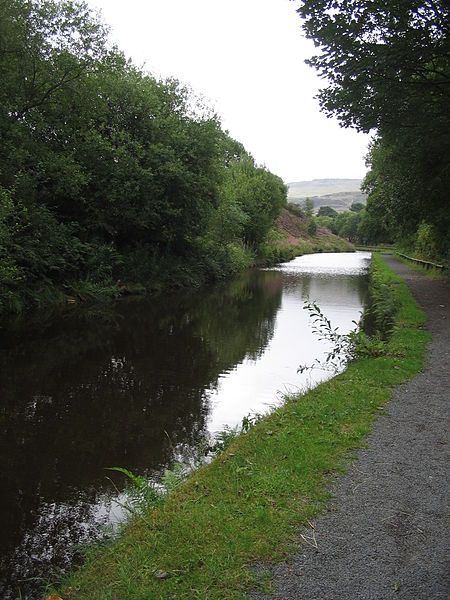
[395,254,449,281]
[257,234,353,266]
[56,254,430,599]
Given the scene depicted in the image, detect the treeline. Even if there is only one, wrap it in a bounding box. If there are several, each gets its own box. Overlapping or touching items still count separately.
[297,0,449,260]
[0,0,286,317]
[315,203,371,245]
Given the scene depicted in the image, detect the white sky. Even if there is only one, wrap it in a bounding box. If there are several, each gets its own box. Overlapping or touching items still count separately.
[87,0,369,184]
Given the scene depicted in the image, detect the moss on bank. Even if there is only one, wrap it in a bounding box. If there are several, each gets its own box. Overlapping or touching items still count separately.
[55,254,429,599]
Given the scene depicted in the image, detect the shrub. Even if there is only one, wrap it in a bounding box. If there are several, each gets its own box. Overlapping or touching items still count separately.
[414,221,440,261]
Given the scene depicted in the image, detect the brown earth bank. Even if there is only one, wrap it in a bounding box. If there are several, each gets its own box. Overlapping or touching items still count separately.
[274,207,352,250]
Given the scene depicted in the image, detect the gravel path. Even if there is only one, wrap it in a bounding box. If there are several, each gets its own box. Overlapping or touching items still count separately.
[253,256,449,600]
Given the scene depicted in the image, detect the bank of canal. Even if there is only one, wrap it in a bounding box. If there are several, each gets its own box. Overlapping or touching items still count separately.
[52,253,430,599]
[0,252,370,598]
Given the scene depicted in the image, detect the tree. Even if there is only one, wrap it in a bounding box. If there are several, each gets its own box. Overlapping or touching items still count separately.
[296,0,450,256]
[362,132,449,252]
[350,202,365,213]
[0,0,109,123]
[0,0,290,315]
[316,215,335,231]
[296,0,450,132]
[302,197,315,219]
[223,159,287,248]
[336,211,361,242]
[317,206,337,217]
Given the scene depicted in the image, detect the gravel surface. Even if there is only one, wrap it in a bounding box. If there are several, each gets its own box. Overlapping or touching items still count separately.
[253,256,449,600]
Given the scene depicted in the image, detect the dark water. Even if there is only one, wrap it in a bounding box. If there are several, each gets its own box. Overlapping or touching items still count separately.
[0,252,370,597]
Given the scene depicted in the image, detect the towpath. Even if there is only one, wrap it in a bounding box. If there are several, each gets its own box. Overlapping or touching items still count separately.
[253,255,449,600]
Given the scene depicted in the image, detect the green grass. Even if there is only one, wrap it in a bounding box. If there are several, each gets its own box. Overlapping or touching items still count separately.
[355,245,394,253]
[258,235,353,266]
[57,254,430,599]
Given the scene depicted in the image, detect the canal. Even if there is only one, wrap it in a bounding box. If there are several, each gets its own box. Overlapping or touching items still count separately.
[0,251,370,597]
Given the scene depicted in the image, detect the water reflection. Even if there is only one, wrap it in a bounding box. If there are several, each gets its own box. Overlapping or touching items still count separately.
[0,252,370,597]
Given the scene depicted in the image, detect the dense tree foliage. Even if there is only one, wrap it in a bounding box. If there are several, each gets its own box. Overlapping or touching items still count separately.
[296,0,449,258]
[0,0,286,315]
[317,206,393,246]
[317,206,337,218]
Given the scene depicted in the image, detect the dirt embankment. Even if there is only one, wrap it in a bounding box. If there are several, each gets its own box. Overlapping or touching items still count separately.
[275,207,352,250]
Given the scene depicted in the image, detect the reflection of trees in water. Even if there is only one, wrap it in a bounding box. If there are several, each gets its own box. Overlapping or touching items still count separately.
[0,269,283,597]
[189,270,283,366]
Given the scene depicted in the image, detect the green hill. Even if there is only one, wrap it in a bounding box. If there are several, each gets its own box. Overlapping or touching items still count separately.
[288,179,367,212]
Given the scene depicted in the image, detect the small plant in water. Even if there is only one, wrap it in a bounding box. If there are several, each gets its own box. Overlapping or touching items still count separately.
[208,413,264,455]
[108,413,265,521]
[299,301,387,374]
[106,463,188,518]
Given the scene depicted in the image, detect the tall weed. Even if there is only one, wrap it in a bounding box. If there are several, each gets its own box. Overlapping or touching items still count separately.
[362,260,399,338]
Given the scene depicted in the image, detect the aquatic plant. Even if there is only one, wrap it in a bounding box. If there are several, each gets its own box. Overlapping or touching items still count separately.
[299,299,388,375]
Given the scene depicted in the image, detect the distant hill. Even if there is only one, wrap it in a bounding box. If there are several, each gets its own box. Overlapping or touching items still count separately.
[288,179,367,212]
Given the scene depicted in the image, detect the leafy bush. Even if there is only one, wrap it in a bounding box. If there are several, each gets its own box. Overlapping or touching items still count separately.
[0,1,287,318]
[363,262,399,339]
[299,255,400,374]
[307,218,317,236]
[414,221,440,261]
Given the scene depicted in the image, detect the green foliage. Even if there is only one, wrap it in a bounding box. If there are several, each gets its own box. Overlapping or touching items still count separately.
[298,0,449,132]
[414,222,441,262]
[65,280,120,303]
[0,189,22,278]
[315,215,334,230]
[317,208,367,243]
[362,256,400,339]
[300,254,401,377]
[307,218,317,236]
[297,0,449,258]
[298,301,358,374]
[210,413,263,456]
[299,303,387,377]
[106,467,162,516]
[286,203,305,218]
[317,206,337,218]
[362,135,449,255]
[219,158,287,249]
[106,464,188,519]
[302,197,314,219]
[0,0,287,318]
[350,202,364,213]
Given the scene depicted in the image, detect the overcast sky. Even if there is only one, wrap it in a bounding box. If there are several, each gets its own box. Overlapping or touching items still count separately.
[87,0,370,184]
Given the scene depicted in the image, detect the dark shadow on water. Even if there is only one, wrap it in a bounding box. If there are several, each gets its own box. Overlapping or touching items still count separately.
[0,269,282,597]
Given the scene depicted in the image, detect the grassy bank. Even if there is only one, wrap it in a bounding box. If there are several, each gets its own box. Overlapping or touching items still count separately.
[56,254,429,599]
[1,233,352,326]
[355,245,394,253]
[257,233,353,266]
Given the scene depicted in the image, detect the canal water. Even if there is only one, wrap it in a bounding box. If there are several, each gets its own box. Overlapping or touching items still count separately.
[0,251,370,597]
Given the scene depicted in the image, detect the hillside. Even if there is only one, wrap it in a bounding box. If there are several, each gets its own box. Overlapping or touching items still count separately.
[271,207,353,254]
[288,178,363,198]
[287,179,367,212]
